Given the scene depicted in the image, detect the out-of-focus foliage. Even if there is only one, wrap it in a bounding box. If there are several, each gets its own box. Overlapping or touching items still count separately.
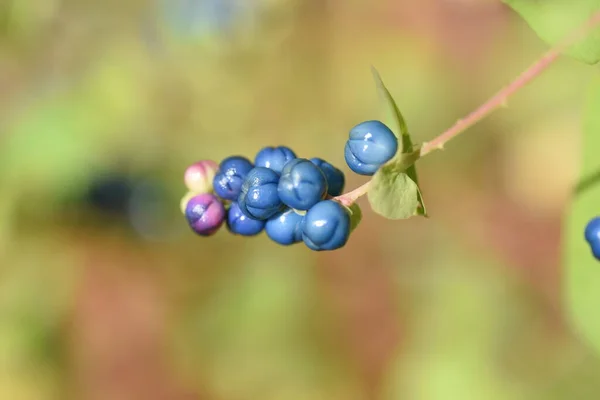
[1,1,600,399]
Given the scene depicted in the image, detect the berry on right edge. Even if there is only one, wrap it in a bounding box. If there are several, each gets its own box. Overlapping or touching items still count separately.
[278,158,328,210]
[585,216,600,260]
[344,120,399,175]
[301,200,351,251]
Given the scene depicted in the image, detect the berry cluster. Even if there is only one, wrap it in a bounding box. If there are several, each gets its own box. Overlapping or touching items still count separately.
[585,217,600,260]
[180,120,398,251]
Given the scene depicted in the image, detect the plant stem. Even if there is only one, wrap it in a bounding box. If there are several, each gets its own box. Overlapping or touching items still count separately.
[335,10,600,206]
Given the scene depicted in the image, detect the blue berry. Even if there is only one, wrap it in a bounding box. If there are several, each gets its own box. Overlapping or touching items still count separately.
[255,146,297,173]
[301,200,350,251]
[185,193,225,236]
[278,158,328,210]
[310,158,345,196]
[226,202,265,236]
[213,156,254,201]
[585,217,600,260]
[265,208,304,245]
[344,120,398,175]
[238,167,284,220]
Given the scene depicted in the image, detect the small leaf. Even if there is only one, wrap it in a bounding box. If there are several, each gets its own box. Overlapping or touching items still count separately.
[368,165,420,220]
[346,203,363,231]
[504,0,600,64]
[564,73,600,355]
[369,67,427,218]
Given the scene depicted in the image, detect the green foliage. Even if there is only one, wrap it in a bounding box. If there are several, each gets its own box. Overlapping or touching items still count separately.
[564,74,600,355]
[367,68,427,219]
[504,0,600,64]
[347,203,362,231]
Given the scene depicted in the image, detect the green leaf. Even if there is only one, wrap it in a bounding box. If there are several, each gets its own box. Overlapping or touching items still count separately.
[368,68,427,218]
[347,203,362,231]
[564,73,600,355]
[504,0,600,64]
[368,163,420,220]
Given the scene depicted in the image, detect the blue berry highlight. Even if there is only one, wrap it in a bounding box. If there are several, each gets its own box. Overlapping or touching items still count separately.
[238,167,284,220]
[265,208,304,245]
[585,217,600,260]
[301,200,351,251]
[278,158,328,210]
[213,156,254,201]
[226,202,265,236]
[185,193,225,236]
[344,120,398,175]
[310,158,345,196]
[255,146,297,173]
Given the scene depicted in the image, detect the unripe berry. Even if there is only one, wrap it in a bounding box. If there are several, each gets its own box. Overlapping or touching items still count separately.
[185,193,225,236]
[585,216,600,260]
[301,200,350,251]
[254,146,297,173]
[180,191,197,214]
[213,156,254,201]
[310,158,345,196]
[184,160,218,193]
[238,167,284,220]
[278,158,328,210]
[344,120,398,175]
[226,202,266,236]
[265,208,304,245]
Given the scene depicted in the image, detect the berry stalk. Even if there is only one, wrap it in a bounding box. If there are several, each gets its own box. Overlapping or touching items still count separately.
[335,9,600,206]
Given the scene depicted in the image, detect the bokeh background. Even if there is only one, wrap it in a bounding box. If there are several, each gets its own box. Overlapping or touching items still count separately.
[1,0,599,399]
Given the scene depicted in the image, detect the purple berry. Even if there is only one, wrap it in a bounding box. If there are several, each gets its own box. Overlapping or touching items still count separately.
[185,193,225,236]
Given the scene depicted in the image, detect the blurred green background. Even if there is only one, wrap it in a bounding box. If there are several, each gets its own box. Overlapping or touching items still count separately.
[1,0,599,399]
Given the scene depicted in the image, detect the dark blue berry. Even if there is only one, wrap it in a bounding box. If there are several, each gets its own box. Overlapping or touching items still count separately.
[301,200,350,251]
[278,158,327,210]
[585,217,600,260]
[238,167,284,220]
[310,158,345,197]
[344,120,398,175]
[213,156,254,201]
[254,146,297,173]
[226,202,265,236]
[265,208,304,245]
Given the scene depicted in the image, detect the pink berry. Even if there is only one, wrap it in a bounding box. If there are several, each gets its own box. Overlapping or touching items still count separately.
[184,160,218,193]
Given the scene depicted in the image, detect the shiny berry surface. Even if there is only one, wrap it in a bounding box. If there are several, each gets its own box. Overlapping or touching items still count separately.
[344,120,398,175]
[226,202,266,236]
[185,193,225,236]
[254,146,297,173]
[213,156,254,201]
[265,208,304,245]
[238,167,284,220]
[310,158,345,196]
[278,158,327,210]
[301,200,350,251]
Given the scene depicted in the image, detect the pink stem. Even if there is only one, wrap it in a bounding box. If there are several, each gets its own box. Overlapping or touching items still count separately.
[335,10,600,206]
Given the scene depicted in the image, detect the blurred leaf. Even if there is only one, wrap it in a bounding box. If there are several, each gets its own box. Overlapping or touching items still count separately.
[504,0,600,64]
[369,68,427,218]
[564,73,600,355]
[347,203,362,231]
